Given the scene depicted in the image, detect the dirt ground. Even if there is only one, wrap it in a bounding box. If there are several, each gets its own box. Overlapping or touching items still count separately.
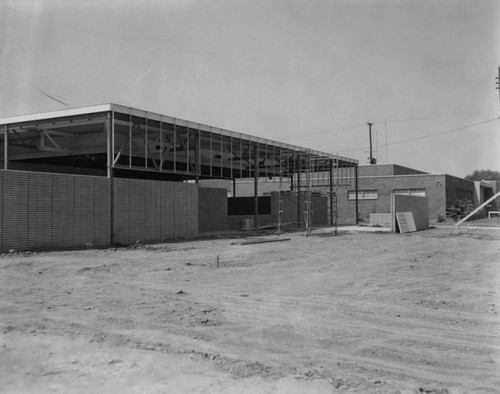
[1,226,499,393]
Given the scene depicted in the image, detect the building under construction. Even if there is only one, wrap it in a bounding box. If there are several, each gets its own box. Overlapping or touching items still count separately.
[0,104,358,252]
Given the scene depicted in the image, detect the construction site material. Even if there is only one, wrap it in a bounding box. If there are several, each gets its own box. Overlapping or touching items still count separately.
[395,212,417,233]
[391,194,429,233]
[230,237,291,245]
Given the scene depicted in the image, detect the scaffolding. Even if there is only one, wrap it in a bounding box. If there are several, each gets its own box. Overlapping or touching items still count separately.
[275,151,356,236]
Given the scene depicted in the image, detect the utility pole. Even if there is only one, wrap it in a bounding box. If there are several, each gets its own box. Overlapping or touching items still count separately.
[496,67,500,111]
[367,122,376,164]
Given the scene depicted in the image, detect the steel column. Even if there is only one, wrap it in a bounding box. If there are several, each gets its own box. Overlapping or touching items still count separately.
[3,126,7,170]
[329,159,334,226]
[254,142,259,231]
[107,112,114,245]
[355,164,359,225]
[297,153,301,228]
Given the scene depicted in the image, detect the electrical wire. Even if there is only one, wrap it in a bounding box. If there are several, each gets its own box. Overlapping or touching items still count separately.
[337,117,499,153]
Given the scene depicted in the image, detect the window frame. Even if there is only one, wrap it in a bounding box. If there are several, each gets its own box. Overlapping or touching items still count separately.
[348,190,378,200]
[393,188,426,197]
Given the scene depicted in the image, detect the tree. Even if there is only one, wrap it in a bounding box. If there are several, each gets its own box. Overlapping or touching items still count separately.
[464,169,500,181]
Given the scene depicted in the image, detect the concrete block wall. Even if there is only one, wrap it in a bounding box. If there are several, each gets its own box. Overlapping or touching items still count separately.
[0,170,198,252]
[0,170,111,252]
[113,178,198,245]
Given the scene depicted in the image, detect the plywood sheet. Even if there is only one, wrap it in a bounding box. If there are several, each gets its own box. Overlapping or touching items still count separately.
[396,212,417,233]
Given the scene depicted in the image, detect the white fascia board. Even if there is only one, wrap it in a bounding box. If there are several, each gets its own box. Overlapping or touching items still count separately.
[0,104,112,126]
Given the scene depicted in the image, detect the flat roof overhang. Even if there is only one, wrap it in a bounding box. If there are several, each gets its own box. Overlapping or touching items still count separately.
[0,103,358,181]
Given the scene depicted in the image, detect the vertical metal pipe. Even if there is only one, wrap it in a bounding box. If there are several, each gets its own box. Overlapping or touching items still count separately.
[197,125,201,181]
[230,135,233,179]
[296,153,301,228]
[111,111,115,168]
[145,114,148,170]
[159,117,163,172]
[186,123,190,175]
[220,134,223,177]
[233,178,236,197]
[106,113,112,178]
[107,112,114,246]
[209,128,213,177]
[194,126,200,183]
[355,164,359,225]
[239,138,243,178]
[3,125,8,170]
[128,113,132,168]
[329,159,334,226]
[254,142,259,231]
[173,120,177,173]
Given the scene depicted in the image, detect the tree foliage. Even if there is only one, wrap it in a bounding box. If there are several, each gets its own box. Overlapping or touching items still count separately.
[464,169,500,181]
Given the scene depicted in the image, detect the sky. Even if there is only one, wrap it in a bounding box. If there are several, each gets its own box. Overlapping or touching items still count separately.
[0,0,499,178]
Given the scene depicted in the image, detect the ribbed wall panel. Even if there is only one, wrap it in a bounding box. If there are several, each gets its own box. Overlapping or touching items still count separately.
[93,178,110,246]
[113,178,130,245]
[2,172,29,250]
[73,177,94,247]
[0,170,199,251]
[145,181,161,242]
[161,181,175,239]
[28,174,52,249]
[173,183,187,237]
[52,175,75,248]
[128,179,146,243]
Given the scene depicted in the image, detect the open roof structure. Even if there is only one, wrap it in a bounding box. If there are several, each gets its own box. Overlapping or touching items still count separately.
[0,104,358,181]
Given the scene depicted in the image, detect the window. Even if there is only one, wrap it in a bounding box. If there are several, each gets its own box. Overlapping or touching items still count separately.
[457,188,472,202]
[348,190,378,200]
[394,189,426,197]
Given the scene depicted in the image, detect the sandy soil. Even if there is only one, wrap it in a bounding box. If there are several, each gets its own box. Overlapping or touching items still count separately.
[1,226,499,393]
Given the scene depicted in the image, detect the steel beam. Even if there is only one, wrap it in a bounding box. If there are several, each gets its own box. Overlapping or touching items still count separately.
[3,126,7,170]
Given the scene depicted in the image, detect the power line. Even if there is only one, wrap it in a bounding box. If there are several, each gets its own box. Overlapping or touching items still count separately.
[372,109,499,124]
[291,108,498,140]
[337,118,499,154]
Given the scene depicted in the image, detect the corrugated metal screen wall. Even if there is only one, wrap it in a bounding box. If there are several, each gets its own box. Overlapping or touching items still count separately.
[0,170,198,252]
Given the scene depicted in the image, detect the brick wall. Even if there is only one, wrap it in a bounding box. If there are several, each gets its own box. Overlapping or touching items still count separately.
[359,164,427,177]
[444,175,476,206]
[337,174,447,223]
